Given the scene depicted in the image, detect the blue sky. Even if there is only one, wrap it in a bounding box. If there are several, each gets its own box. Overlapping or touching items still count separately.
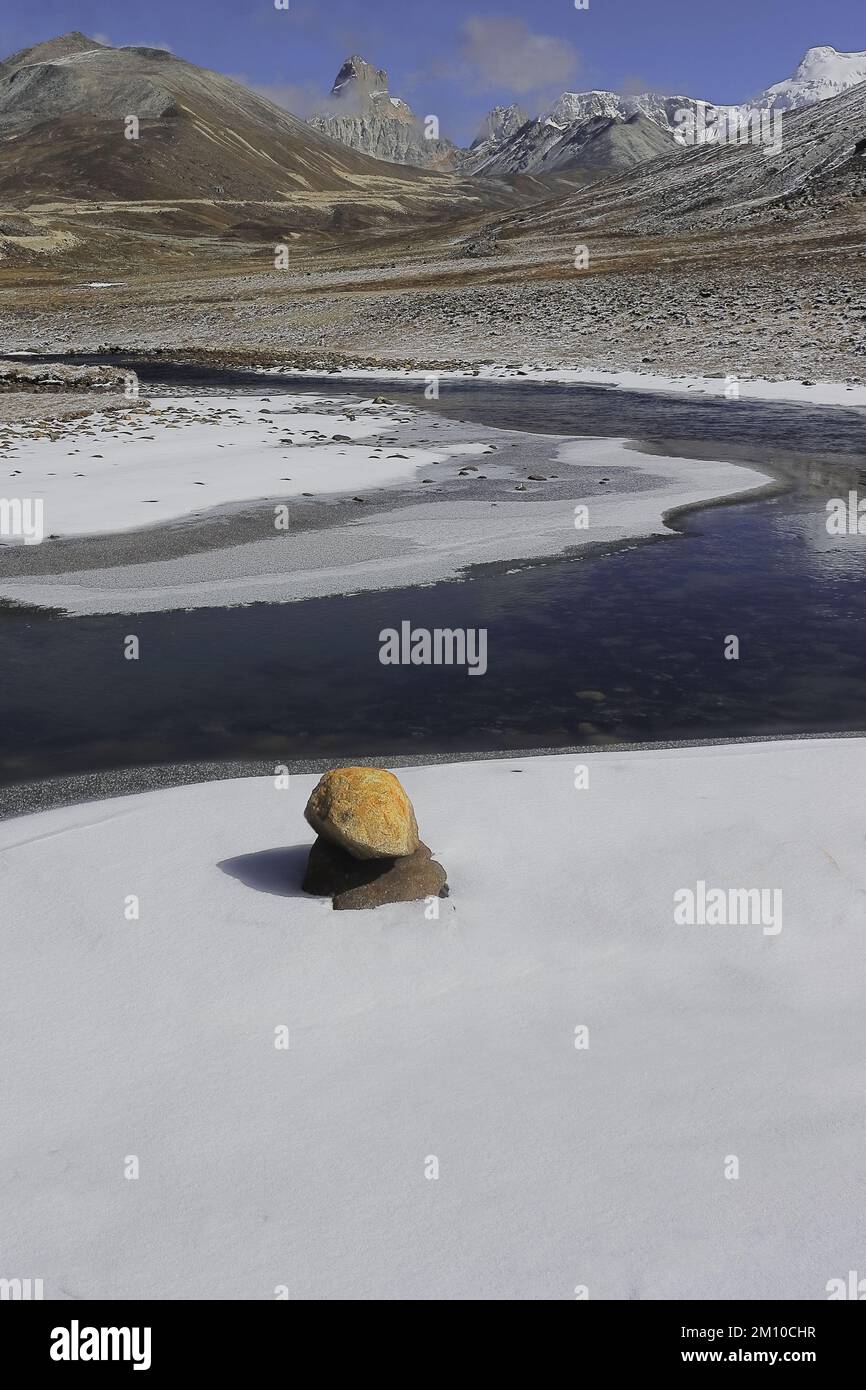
[1,0,863,141]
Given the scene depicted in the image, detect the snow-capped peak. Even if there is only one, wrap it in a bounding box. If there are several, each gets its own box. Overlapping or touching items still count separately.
[533,46,866,150]
[544,89,725,135]
[750,45,866,110]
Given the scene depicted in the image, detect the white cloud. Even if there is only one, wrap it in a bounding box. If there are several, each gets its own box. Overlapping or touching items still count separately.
[458,15,580,98]
[230,76,328,118]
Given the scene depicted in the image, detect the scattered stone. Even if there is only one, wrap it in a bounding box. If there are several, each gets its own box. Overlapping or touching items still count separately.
[0,361,129,392]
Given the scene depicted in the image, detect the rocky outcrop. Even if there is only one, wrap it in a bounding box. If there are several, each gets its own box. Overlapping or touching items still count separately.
[309,55,459,170]
[0,360,130,391]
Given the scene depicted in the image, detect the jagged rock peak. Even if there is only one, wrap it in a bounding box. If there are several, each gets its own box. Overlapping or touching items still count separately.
[330,55,390,104]
[472,104,529,148]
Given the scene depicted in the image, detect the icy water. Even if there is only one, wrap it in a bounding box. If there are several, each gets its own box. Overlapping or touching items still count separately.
[1,363,865,783]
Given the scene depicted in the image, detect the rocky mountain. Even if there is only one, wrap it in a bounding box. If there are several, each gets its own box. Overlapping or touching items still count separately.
[4,30,863,279]
[501,72,866,241]
[476,46,866,175]
[313,44,866,180]
[544,46,866,130]
[466,103,529,161]
[749,44,866,110]
[308,58,688,177]
[468,110,676,177]
[0,29,100,78]
[545,89,733,134]
[0,33,532,273]
[328,55,394,111]
[0,33,412,197]
[467,89,750,176]
[308,55,459,170]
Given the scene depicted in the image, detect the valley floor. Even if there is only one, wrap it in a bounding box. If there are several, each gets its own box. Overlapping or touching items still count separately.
[2,237,865,385]
[1,739,863,1299]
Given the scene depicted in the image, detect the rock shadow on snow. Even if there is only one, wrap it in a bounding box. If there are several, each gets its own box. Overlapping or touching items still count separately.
[218,844,311,898]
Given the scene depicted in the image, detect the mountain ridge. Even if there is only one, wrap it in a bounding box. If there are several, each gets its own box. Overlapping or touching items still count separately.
[309,44,866,176]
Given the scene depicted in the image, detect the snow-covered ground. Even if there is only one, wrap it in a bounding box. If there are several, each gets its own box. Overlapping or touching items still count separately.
[0,432,772,614]
[1,739,864,1300]
[0,394,452,538]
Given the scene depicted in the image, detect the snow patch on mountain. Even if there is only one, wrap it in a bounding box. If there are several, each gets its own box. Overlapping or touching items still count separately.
[750,45,866,110]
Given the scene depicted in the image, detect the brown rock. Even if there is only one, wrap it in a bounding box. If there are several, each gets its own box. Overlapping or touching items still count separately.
[304,766,420,860]
[302,835,447,911]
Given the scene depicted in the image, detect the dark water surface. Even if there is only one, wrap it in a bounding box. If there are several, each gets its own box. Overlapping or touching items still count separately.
[1,363,865,784]
[24,354,866,454]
